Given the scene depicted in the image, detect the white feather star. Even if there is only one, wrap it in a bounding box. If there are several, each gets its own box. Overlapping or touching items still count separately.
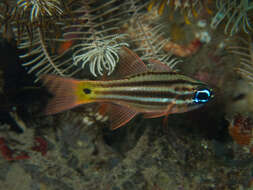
[72,34,129,77]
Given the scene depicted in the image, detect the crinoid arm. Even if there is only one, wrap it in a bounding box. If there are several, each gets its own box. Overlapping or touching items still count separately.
[72,34,129,77]
[16,0,63,22]
[128,0,182,70]
[227,37,253,85]
[18,27,80,82]
[61,0,146,77]
[211,0,253,36]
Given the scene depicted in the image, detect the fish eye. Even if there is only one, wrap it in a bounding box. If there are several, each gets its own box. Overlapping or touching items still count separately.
[193,88,212,103]
[83,88,91,94]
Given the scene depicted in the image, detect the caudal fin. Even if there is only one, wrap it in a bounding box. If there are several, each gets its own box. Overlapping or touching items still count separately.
[41,75,84,115]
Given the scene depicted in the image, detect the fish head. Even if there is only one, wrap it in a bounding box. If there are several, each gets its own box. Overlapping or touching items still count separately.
[168,77,214,114]
[182,83,214,113]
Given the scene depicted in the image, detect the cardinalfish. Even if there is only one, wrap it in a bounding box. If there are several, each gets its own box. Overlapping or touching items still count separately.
[41,47,214,130]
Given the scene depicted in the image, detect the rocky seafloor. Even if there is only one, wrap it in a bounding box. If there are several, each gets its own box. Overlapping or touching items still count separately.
[1,95,253,190]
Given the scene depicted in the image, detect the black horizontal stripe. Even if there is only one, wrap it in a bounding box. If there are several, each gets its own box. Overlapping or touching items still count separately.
[100,79,205,88]
[130,71,179,77]
[100,97,194,107]
[99,90,193,101]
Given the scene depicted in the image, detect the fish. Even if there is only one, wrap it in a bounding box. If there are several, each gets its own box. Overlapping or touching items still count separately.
[41,47,214,130]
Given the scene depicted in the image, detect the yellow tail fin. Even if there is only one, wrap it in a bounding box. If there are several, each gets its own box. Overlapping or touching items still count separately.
[41,75,93,115]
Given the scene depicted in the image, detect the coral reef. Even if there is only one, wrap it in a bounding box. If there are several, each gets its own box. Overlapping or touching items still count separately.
[0,0,253,190]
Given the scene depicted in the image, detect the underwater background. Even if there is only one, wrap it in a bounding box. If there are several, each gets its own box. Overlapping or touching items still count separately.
[0,0,253,189]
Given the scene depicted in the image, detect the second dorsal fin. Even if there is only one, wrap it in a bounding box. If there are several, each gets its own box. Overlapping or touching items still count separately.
[147,59,177,72]
[107,46,148,80]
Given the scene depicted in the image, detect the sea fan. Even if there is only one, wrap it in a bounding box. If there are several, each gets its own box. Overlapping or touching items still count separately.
[211,0,253,36]
[227,37,253,85]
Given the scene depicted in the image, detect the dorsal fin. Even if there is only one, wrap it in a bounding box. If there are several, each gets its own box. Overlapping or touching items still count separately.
[99,103,137,130]
[147,59,175,72]
[106,46,148,80]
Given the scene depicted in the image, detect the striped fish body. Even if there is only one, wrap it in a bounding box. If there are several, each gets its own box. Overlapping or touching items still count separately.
[82,72,210,114]
[42,47,213,129]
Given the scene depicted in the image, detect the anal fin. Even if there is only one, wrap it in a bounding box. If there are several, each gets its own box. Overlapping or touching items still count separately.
[99,103,137,130]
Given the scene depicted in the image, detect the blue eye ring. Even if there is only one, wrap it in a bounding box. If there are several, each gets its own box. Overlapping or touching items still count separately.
[193,88,212,103]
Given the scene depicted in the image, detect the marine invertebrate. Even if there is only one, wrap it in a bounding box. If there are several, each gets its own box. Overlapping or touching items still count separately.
[211,0,253,36]
[126,7,202,59]
[40,0,146,78]
[10,0,150,81]
[123,3,182,68]
[2,0,187,80]
[16,0,63,22]
[147,0,167,15]
[0,0,208,80]
[147,0,213,24]
[227,37,253,85]
[228,114,253,153]
[13,0,66,42]
[18,27,79,81]
[127,13,170,61]
[72,34,128,77]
